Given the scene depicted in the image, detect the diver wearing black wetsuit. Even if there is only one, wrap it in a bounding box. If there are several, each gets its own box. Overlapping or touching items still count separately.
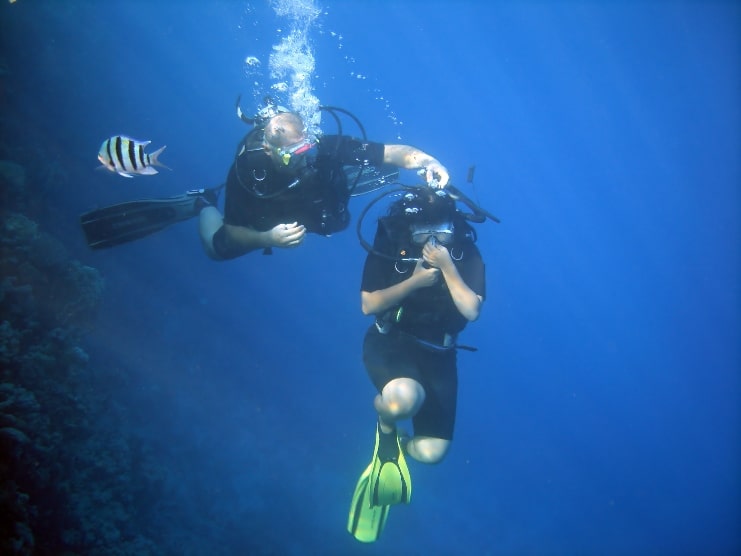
[223,131,385,237]
[201,104,450,261]
[361,189,486,444]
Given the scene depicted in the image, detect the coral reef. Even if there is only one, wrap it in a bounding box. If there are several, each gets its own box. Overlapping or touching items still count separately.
[0,153,162,554]
[0,160,25,209]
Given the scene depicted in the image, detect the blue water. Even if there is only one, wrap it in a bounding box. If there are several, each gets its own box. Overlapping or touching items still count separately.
[1,1,738,555]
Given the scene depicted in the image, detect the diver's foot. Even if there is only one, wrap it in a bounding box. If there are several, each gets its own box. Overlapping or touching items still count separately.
[369,422,412,506]
[397,429,411,453]
[188,187,220,213]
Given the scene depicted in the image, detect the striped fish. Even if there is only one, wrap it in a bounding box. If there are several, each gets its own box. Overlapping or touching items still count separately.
[97,135,169,178]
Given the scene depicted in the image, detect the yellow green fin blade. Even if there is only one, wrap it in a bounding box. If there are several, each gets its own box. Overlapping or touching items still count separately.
[367,424,412,506]
[347,464,390,543]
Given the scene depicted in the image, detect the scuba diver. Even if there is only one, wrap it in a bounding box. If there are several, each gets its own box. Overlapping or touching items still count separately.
[80,97,450,258]
[348,183,498,543]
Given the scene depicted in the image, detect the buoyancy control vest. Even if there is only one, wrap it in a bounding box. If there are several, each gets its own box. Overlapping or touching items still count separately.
[374,214,480,344]
[232,129,350,236]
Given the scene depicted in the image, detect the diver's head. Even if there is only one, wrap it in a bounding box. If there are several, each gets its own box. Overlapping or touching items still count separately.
[264,112,304,146]
[252,98,291,127]
[390,188,458,245]
[263,112,316,170]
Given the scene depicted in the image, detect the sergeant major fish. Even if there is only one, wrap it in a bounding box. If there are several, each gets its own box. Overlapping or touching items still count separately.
[97,135,169,178]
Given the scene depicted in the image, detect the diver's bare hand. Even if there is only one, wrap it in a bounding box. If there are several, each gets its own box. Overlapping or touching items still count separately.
[424,161,450,189]
[412,258,440,288]
[422,241,453,271]
[268,222,306,248]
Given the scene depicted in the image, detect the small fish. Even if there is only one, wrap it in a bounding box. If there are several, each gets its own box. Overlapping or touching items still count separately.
[97,135,169,178]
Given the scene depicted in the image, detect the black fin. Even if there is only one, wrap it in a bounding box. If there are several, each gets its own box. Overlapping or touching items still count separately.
[80,192,203,249]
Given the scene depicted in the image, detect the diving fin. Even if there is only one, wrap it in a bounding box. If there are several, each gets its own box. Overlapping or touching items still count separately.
[80,189,214,249]
[367,422,412,507]
[347,422,411,543]
[347,463,390,543]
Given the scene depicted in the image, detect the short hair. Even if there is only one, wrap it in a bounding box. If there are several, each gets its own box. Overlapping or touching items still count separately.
[264,112,305,147]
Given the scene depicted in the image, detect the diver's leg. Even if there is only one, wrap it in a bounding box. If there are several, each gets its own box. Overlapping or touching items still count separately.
[199,206,224,259]
[375,377,452,463]
[401,350,455,465]
[405,436,451,464]
[374,377,425,433]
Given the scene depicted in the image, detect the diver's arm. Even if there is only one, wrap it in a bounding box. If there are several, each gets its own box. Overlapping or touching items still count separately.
[223,224,271,251]
[204,220,305,260]
[439,264,482,321]
[421,242,482,321]
[361,260,439,315]
[224,222,305,250]
[383,144,449,188]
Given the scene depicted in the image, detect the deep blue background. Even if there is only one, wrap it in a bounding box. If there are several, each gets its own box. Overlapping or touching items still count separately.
[1,1,738,554]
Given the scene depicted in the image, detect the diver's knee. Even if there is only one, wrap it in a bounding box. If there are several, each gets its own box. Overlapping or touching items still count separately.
[407,437,450,464]
[199,206,223,231]
[379,378,425,418]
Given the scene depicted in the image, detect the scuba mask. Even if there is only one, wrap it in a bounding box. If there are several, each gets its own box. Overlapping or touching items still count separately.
[411,221,455,246]
[267,138,317,170]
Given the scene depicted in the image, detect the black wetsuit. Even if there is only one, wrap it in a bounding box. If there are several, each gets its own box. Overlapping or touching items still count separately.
[360,216,486,440]
[224,132,385,236]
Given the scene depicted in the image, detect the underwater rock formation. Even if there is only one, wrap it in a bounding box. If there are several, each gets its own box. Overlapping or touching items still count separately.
[1,155,163,555]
